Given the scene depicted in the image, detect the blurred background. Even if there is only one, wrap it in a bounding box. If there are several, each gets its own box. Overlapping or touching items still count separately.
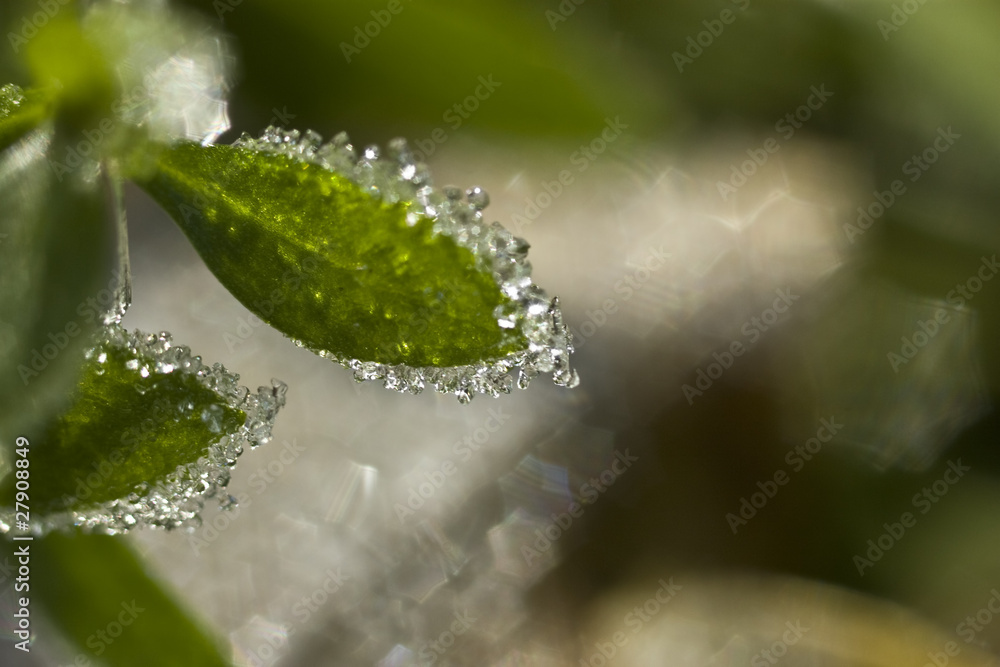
[3,0,1000,664]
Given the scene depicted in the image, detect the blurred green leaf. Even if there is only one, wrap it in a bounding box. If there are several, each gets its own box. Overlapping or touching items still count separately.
[134,141,527,367]
[33,531,230,667]
[0,127,121,451]
[177,0,661,142]
[0,11,127,451]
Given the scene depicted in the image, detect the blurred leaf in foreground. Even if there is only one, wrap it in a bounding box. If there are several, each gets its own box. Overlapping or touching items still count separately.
[177,0,662,142]
[33,531,230,667]
[0,116,122,454]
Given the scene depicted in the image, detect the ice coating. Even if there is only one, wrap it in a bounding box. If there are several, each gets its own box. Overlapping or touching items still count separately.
[233,127,580,402]
[0,325,287,536]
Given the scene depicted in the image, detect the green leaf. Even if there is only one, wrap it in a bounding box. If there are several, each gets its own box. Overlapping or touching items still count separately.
[132,132,578,400]
[32,531,230,667]
[0,123,124,451]
[135,142,522,367]
[0,84,54,153]
[0,324,286,533]
[4,337,244,515]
